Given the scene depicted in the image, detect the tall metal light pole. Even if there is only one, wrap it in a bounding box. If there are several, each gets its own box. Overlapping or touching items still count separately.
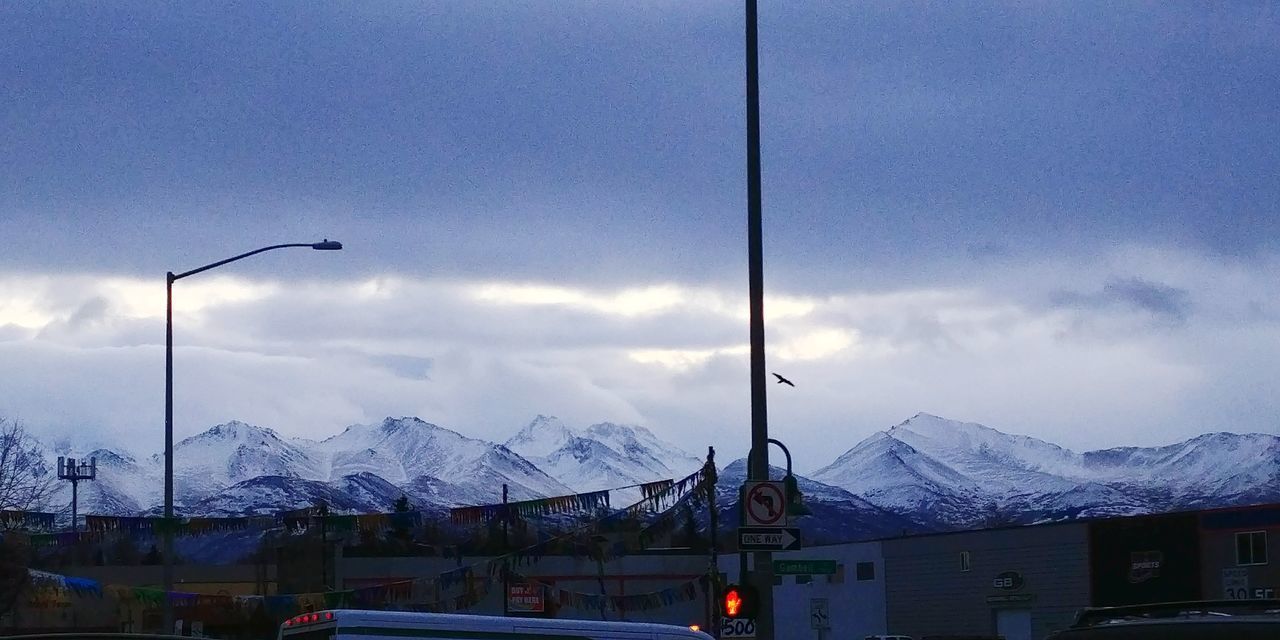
[163,240,342,632]
[745,1,775,639]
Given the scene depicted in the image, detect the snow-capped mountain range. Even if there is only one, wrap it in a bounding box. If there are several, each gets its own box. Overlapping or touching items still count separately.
[504,415,704,493]
[810,413,1280,529]
[39,413,1279,540]
[41,416,700,518]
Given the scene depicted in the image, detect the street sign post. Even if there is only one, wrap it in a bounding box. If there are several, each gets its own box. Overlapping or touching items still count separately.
[810,598,830,630]
[774,560,836,575]
[738,527,801,551]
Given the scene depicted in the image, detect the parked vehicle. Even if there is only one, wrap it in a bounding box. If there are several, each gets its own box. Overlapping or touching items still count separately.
[0,635,190,640]
[1045,599,1280,639]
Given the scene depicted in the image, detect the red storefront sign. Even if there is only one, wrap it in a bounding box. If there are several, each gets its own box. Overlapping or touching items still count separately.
[506,584,544,613]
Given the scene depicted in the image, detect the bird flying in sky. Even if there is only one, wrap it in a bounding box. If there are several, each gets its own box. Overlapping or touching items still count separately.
[773,373,795,387]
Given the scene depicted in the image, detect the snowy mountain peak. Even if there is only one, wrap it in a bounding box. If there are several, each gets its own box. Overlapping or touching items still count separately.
[38,412,1277,535]
[584,422,702,464]
[891,412,1002,442]
[584,421,651,439]
[379,416,427,432]
[85,448,137,467]
[815,415,1280,529]
[318,416,570,504]
[888,413,1077,475]
[503,418,702,494]
[505,415,577,459]
[178,420,283,447]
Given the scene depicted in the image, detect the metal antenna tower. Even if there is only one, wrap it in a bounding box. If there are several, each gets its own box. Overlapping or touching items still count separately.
[57,456,97,532]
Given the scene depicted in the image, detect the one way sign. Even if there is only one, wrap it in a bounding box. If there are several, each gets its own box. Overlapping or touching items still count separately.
[738,527,802,551]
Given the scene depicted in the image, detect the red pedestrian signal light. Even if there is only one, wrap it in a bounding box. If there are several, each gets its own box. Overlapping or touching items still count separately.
[724,586,743,617]
[722,584,757,619]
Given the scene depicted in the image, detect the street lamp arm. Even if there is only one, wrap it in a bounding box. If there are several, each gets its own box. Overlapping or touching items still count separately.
[162,237,340,633]
[171,241,339,281]
[747,438,793,477]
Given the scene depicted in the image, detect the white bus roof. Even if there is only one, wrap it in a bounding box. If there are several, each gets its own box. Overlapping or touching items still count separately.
[281,609,713,640]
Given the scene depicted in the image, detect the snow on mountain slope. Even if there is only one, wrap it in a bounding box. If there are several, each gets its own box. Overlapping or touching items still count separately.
[1082,432,1280,490]
[883,414,1280,497]
[35,412,1277,531]
[504,417,703,494]
[504,415,577,459]
[185,470,426,517]
[188,475,376,516]
[537,436,648,491]
[810,430,987,526]
[813,429,979,493]
[43,448,152,517]
[887,413,1083,488]
[582,422,704,477]
[1005,482,1151,523]
[319,417,570,503]
[815,413,1280,528]
[716,458,922,542]
[167,420,323,501]
[41,417,573,515]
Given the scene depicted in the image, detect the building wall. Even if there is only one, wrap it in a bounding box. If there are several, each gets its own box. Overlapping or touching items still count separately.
[1199,504,1280,600]
[5,564,277,635]
[59,564,277,595]
[883,522,1090,640]
[341,552,712,628]
[3,584,116,633]
[718,541,887,640]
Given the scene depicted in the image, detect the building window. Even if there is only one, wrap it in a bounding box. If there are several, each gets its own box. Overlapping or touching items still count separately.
[856,561,875,581]
[1236,531,1268,566]
[826,564,845,584]
[960,551,971,572]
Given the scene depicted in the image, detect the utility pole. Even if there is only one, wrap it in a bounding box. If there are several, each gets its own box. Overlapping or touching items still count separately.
[317,500,330,592]
[745,1,775,638]
[57,456,97,534]
[706,447,721,637]
[502,483,509,616]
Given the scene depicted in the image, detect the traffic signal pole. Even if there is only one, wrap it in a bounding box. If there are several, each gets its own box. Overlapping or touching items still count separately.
[745,1,775,639]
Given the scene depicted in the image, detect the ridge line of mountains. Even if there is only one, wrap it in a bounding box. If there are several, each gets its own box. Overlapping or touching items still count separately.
[39,412,1279,541]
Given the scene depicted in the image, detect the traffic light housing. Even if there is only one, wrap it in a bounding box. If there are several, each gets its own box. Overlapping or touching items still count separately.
[784,473,811,516]
[722,584,758,619]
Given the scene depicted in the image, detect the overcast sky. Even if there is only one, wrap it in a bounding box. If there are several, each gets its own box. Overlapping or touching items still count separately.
[2,2,1277,470]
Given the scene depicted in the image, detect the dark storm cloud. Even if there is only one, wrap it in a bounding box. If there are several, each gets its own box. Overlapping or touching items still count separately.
[0,3,1276,290]
[201,280,747,355]
[1104,279,1193,323]
[1,3,1279,460]
[1051,277,1192,325]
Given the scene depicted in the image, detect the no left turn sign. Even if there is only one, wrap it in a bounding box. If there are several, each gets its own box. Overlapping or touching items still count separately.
[743,481,786,526]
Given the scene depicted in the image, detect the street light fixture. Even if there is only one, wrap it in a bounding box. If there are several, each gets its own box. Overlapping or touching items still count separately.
[163,240,342,632]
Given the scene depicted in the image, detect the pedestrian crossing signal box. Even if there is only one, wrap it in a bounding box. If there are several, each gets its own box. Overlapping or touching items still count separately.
[722,584,758,619]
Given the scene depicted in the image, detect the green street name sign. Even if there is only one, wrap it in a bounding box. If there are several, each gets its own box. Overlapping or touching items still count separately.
[773,560,837,575]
